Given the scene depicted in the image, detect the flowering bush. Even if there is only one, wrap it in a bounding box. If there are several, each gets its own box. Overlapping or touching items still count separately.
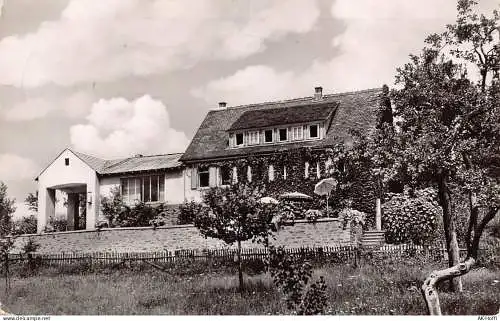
[382,188,442,245]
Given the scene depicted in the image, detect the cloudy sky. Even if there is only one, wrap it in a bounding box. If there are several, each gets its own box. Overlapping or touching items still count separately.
[0,0,497,218]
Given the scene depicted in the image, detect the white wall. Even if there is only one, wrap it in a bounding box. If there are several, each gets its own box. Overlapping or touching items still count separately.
[37,149,99,233]
[165,170,185,204]
[183,167,203,202]
[99,176,120,198]
[99,170,185,207]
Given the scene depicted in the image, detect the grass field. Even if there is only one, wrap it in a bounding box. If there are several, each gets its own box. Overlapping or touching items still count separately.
[0,260,498,315]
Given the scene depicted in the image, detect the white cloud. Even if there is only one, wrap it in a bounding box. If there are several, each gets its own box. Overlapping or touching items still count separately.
[0,0,320,88]
[327,0,458,90]
[194,0,490,105]
[2,97,56,121]
[0,154,38,181]
[62,91,94,119]
[70,95,189,158]
[1,91,94,121]
[192,65,298,106]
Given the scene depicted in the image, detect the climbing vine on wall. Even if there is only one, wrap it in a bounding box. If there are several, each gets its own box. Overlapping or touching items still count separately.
[200,145,378,222]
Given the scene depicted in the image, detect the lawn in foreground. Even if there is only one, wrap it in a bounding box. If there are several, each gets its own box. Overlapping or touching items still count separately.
[0,262,498,315]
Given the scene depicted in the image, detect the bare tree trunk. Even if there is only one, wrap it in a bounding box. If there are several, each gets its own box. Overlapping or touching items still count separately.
[421,257,475,315]
[237,239,244,292]
[422,207,497,315]
[437,171,463,292]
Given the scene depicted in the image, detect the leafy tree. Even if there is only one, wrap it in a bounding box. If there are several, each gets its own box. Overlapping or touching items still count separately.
[0,182,15,237]
[194,183,277,291]
[24,192,38,213]
[383,0,499,314]
[0,182,16,294]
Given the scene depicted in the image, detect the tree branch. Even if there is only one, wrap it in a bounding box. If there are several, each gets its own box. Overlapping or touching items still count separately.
[445,102,496,153]
[462,153,479,254]
[470,206,498,258]
[421,258,476,315]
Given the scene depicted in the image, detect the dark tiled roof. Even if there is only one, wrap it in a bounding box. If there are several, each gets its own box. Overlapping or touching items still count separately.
[72,150,109,172]
[71,150,183,175]
[229,103,337,131]
[180,88,383,162]
[100,153,183,175]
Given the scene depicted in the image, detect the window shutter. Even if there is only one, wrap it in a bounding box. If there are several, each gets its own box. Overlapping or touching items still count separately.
[191,167,198,190]
[209,167,217,187]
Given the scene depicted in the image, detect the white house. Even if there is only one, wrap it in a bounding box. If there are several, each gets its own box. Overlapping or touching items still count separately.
[35,148,185,233]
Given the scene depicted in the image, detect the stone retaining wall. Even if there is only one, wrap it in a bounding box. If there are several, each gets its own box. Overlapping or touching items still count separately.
[11,218,353,253]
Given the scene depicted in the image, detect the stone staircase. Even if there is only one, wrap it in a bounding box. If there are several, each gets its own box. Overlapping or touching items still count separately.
[360,230,386,249]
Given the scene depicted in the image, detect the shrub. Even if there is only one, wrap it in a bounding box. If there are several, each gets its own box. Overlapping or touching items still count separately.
[178,201,203,225]
[12,215,37,235]
[44,216,68,232]
[382,188,442,245]
[101,187,173,228]
[100,187,125,227]
[122,202,157,227]
[21,238,41,276]
[267,246,328,315]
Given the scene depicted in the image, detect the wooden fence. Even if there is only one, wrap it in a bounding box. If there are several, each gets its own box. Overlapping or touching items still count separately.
[3,243,492,269]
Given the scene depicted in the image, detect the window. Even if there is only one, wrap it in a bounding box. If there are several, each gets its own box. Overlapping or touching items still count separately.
[291,126,303,141]
[235,133,244,146]
[198,167,210,188]
[248,131,260,145]
[121,175,164,203]
[279,128,288,141]
[264,130,273,143]
[220,166,232,186]
[309,124,319,138]
[65,158,69,166]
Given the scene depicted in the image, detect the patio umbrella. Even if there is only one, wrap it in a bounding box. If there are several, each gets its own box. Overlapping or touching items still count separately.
[279,191,313,201]
[259,196,279,204]
[314,178,338,214]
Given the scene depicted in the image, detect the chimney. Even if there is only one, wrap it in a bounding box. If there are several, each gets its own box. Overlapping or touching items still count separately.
[134,154,144,158]
[218,101,227,108]
[314,86,323,100]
